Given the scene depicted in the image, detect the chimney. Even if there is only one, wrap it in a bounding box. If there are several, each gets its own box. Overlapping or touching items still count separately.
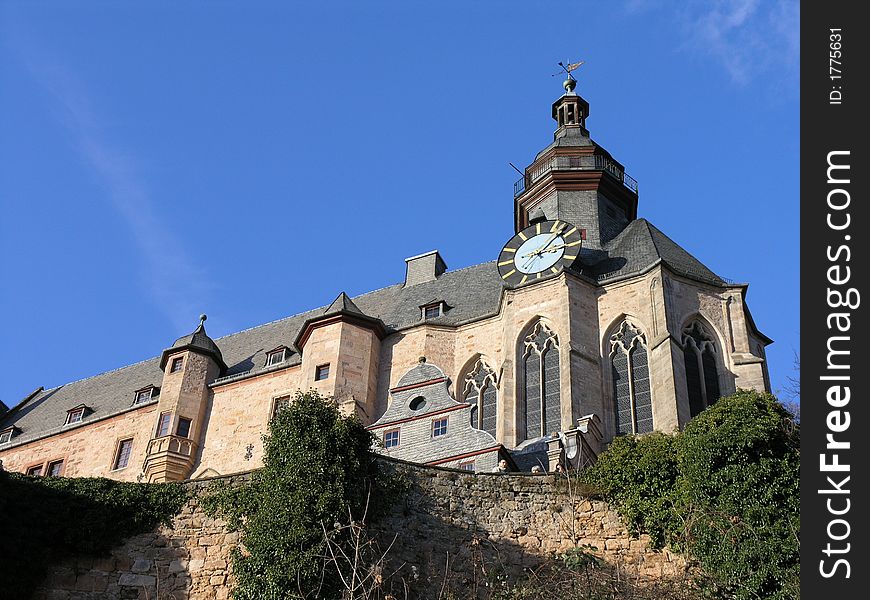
[404,250,447,287]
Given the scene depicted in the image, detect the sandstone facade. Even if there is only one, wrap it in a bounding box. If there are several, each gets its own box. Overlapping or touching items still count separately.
[0,81,771,480]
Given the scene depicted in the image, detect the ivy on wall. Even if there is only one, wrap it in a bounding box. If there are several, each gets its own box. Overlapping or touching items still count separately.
[583,390,800,600]
[0,472,188,599]
[201,390,402,599]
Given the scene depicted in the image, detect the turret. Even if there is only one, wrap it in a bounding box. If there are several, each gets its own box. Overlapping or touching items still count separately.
[295,293,385,423]
[143,315,225,482]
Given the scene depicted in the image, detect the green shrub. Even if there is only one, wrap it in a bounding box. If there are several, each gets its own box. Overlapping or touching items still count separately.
[201,390,399,599]
[583,390,800,600]
[582,431,680,547]
[676,390,800,600]
[0,472,187,599]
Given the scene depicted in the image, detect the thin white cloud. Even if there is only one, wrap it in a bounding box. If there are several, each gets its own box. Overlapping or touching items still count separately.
[627,0,799,88]
[9,35,215,332]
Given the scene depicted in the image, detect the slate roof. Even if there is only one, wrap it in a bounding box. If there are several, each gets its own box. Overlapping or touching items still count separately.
[323,292,365,316]
[160,321,226,371]
[0,218,729,449]
[579,219,727,286]
[394,362,446,389]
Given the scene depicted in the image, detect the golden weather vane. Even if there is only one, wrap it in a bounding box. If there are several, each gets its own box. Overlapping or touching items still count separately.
[552,60,584,92]
[553,60,585,77]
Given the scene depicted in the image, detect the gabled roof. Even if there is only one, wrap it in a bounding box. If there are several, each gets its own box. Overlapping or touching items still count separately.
[0,219,738,449]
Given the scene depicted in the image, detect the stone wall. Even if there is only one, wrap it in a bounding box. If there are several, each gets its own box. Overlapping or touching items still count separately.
[32,461,689,600]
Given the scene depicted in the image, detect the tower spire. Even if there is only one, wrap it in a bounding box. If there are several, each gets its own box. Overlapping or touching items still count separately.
[512,61,638,246]
[552,59,589,132]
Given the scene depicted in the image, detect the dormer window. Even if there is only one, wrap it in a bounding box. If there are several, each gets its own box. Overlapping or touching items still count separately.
[65,406,88,425]
[133,386,158,406]
[421,302,444,320]
[0,427,15,445]
[266,347,288,367]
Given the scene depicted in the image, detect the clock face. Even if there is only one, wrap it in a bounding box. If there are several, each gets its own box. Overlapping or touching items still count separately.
[497,219,583,287]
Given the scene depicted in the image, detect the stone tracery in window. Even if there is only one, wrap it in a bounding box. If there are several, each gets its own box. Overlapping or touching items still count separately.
[464,359,498,439]
[682,321,721,418]
[521,322,560,441]
[610,320,653,435]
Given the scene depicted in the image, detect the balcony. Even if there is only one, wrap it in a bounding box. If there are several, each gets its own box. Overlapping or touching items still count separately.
[514,154,638,197]
[142,434,197,482]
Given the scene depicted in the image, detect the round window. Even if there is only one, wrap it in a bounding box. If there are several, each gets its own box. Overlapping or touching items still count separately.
[409,396,427,411]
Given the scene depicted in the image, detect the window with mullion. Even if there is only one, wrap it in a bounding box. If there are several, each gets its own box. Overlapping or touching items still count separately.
[384,429,400,448]
[156,412,172,437]
[520,322,560,441]
[114,438,134,470]
[682,322,721,418]
[463,359,498,439]
[610,321,654,435]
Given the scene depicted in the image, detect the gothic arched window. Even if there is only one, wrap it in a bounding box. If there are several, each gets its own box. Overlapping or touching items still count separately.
[463,359,498,438]
[521,322,560,441]
[610,321,653,435]
[682,321,721,418]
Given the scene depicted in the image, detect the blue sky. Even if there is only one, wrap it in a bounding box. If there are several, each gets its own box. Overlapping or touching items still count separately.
[0,1,799,406]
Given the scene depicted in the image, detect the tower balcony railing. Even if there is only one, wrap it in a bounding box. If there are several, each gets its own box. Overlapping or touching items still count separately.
[513,154,638,197]
[145,434,196,459]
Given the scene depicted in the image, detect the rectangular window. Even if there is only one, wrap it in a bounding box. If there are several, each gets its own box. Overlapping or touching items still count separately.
[423,304,442,319]
[26,465,43,476]
[170,357,184,373]
[133,388,153,405]
[66,407,85,425]
[315,363,330,381]
[156,412,172,437]
[383,429,400,449]
[271,395,291,420]
[0,429,12,444]
[266,349,286,367]
[432,417,448,437]
[47,460,64,477]
[459,461,475,472]
[176,417,192,439]
[113,438,134,470]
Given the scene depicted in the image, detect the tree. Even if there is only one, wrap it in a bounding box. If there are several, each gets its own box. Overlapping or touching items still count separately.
[202,391,393,599]
[584,390,800,599]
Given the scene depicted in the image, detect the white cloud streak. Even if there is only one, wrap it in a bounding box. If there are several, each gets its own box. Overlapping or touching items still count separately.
[11,36,214,332]
[627,0,799,88]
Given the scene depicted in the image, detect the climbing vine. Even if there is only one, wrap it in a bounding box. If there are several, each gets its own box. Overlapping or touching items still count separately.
[0,471,188,599]
[201,390,402,599]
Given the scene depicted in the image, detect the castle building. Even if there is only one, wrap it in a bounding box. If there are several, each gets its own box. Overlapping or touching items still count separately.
[0,77,771,479]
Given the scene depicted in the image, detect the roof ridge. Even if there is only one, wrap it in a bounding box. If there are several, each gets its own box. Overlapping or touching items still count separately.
[636,218,660,255]
[17,259,501,403]
[602,218,649,250]
[641,219,726,283]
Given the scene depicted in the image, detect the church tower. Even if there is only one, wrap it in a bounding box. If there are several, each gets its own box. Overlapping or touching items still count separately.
[513,75,639,249]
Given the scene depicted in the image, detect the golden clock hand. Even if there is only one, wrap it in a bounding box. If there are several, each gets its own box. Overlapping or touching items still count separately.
[538,243,569,253]
[521,226,567,258]
[542,223,566,248]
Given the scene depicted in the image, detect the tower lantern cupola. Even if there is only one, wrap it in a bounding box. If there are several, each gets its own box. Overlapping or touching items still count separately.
[552,76,589,133]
